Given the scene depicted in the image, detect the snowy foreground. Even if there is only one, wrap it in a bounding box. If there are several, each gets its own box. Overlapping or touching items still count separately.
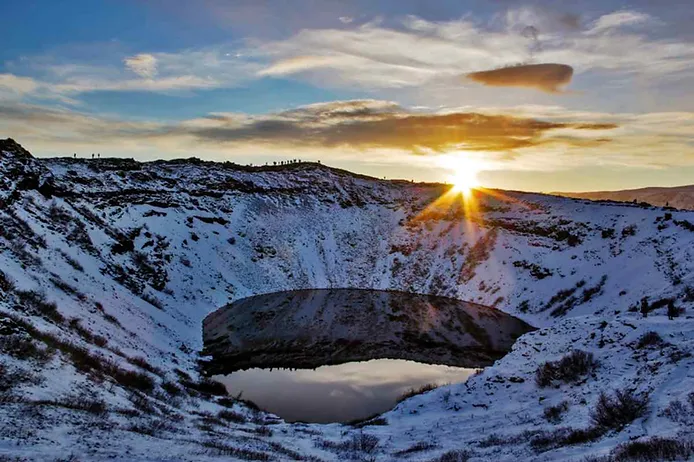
[1,138,693,461]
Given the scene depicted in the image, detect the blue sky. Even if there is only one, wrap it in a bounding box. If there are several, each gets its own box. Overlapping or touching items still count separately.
[2,0,694,191]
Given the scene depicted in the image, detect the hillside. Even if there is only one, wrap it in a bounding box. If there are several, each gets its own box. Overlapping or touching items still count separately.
[555,184,694,210]
[1,138,693,461]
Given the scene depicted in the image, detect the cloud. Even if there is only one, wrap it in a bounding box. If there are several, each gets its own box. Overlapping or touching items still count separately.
[1,47,263,104]
[281,99,403,121]
[502,6,581,35]
[3,100,694,172]
[587,10,652,34]
[0,73,81,104]
[0,74,39,101]
[558,13,581,30]
[0,99,615,156]
[257,55,342,76]
[251,9,694,95]
[124,54,158,79]
[147,0,364,39]
[0,103,164,138]
[187,100,617,154]
[4,8,692,108]
[466,63,574,93]
[255,18,522,88]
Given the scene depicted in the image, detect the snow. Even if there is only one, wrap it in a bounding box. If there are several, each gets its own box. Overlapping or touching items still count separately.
[1,144,693,460]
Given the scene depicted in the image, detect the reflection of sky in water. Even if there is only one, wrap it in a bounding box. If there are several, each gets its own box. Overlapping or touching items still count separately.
[215,359,475,423]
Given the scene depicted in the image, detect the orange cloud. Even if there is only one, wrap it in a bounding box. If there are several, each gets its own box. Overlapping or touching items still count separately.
[191,101,615,153]
[1,100,619,157]
[466,63,574,93]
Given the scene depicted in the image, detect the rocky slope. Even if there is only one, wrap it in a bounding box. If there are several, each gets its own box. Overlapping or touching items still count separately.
[1,138,693,461]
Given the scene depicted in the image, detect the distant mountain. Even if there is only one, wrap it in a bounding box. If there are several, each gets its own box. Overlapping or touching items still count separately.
[555,184,694,210]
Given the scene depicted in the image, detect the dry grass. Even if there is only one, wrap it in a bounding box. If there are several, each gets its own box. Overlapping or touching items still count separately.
[397,383,442,403]
[536,350,598,387]
[591,389,650,431]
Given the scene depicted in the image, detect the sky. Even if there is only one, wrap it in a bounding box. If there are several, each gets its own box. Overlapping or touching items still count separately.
[1,0,694,192]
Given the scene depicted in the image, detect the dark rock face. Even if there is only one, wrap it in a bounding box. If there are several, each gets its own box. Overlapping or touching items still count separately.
[0,138,58,202]
[202,289,535,375]
[0,138,33,159]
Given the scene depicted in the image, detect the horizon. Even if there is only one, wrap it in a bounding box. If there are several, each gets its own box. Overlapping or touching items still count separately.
[7,138,694,195]
[2,0,694,192]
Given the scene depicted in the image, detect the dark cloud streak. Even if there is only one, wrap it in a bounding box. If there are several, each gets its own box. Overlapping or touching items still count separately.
[2,100,617,155]
[187,101,615,153]
[466,63,574,93]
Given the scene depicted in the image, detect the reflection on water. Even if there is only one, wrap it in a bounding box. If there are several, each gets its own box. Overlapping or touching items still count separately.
[203,289,534,374]
[216,359,475,423]
[203,289,534,423]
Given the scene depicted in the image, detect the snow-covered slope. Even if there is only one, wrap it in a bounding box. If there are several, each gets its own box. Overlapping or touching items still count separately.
[555,184,694,210]
[1,138,693,461]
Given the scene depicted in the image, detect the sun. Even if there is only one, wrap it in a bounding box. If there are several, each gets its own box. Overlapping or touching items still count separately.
[448,159,481,195]
[450,169,480,195]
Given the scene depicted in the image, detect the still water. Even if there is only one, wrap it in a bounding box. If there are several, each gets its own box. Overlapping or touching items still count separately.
[215,359,475,423]
[203,289,534,423]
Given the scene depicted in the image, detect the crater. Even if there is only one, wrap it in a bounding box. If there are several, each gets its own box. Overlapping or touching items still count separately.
[202,289,534,422]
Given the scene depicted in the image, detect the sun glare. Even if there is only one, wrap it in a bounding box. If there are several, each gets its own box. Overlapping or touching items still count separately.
[448,159,481,195]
